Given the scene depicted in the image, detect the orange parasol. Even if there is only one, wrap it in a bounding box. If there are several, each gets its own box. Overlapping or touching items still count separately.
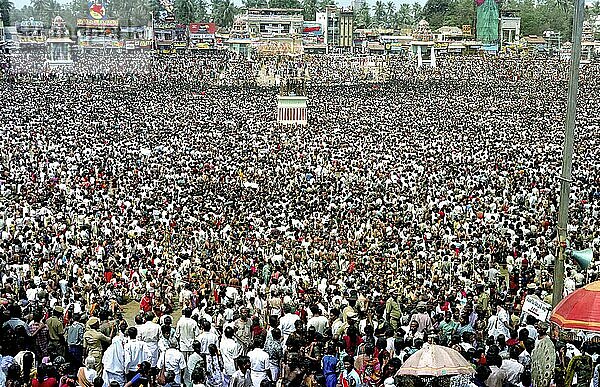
[551,281,600,332]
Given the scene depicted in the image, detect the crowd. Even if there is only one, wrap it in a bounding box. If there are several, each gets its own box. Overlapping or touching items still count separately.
[1,49,600,387]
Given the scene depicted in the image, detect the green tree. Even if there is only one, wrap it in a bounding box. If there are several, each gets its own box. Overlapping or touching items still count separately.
[212,0,237,27]
[355,1,371,27]
[302,0,317,20]
[411,1,422,23]
[396,3,412,28]
[372,0,385,26]
[421,0,451,29]
[243,0,266,7]
[0,0,14,25]
[176,0,195,23]
[195,0,208,21]
[269,0,301,8]
[30,0,62,27]
[385,1,394,27]
[448,0,474,28]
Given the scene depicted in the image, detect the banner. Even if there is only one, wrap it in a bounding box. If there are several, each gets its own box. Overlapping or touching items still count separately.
[302,22,323,36]
[521,295,552,322]
[88,0,107,20]
[77,18,118,27]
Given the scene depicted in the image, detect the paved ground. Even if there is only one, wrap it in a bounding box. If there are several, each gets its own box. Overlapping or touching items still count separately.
[122,301,182,326]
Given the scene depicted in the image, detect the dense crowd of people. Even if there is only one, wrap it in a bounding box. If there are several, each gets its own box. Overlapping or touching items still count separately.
[1,48,600,387]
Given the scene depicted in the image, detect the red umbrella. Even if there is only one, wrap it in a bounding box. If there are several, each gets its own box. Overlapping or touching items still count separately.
[551,281,600,332]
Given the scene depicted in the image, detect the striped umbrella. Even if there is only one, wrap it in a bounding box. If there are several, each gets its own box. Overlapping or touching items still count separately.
[396,344,475,377]
[551,281,600,332]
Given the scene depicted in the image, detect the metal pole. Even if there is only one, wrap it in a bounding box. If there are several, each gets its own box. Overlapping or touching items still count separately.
[552,0,585,308]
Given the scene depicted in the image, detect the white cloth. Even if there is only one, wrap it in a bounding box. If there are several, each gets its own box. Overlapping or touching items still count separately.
[198,331,220,355]
[220,337,242,376]
[176,317,200,352]
[124,339,152,372]
[279,313,300,341]
[247,348,269,387]
[157,348,187,385]
[137,321,161,367]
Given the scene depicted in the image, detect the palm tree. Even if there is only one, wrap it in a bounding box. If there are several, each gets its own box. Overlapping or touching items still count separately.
[176,0,196,23]
[31,0,62,27]
[385,1,395,27]
[372,0,385,26]
[411,1,422,23]
[0,0,14,25]
[212,0,236,28]
[396,3,411,28]
[355,2,371,27]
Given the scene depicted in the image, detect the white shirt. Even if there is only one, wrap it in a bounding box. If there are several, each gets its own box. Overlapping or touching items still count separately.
[307,315,328,335]
[198,331,220,355]
[220,337,242,376]
[247,348,269,387]
[124,339,152,372]
[501,359,524,385]
[279,313,300,340]
[157,348,187,384]
[176,317,200,352]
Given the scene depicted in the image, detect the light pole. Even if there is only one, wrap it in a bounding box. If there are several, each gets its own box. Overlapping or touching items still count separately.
[552,0,585,308]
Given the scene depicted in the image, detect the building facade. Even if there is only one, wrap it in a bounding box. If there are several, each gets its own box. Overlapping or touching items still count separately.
[234,8,304,38]
[316,6,353,50]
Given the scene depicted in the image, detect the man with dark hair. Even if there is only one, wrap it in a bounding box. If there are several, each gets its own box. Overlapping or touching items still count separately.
[221,326,242,387]
[124,327,152,381]
[65,313,85,367]
[176,308,200,362]
[247,336,271,387]
[307,305,328,335]
[229,356,251,387]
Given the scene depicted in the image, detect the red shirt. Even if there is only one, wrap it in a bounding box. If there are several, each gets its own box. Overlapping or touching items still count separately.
[33,377,59,387]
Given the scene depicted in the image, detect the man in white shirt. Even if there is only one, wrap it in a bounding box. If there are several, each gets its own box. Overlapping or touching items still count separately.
[220,326,242,387]
[198,320,219,355]
[487,302,510,340]
[176,308,200,362]
[279,304,300,343]
[137,312,162,367]
[306,305,328,335]
[124,327,152,381]
[157,341,187,385]
[501,347,524,386]
[247,336,271,387]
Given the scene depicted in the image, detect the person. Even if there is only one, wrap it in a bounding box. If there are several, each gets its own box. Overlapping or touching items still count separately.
[220,327,242,387]
[78,357,99,387]
[176,309,200,363]
[409,302,432,334]
[65,314,85,367]
[233,309,252,355]
[531,322,555,387]
[123,362,152,387]
[102,336,127,387]
[47,306,65,357]
[186,342,205,387]
[247,337,270,387]
[31,364,58,387]
[124,327,152,381]
[338,356,361,387]
[501,346,524,385]
[157,340,187,385]
[307,306,328,335]
[321,345,338,387]
[163,370,181,387]
[228,357,251,387]
[279,305,300,343]
[137,313,162,368]
[198,322,219,356]
[205,344,223,387]
[84,318,112,374]
[263,328,283,382]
